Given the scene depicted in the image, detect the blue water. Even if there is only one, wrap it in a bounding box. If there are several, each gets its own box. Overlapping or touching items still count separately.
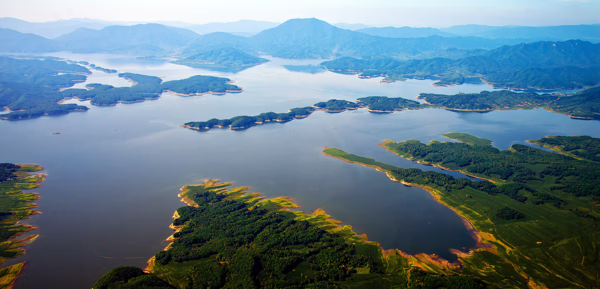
[1,53,599,289]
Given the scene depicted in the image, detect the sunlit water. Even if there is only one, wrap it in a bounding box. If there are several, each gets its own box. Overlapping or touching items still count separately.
[2,53,600,288]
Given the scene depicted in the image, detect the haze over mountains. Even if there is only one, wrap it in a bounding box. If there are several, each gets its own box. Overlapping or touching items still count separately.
[0,17,598,61]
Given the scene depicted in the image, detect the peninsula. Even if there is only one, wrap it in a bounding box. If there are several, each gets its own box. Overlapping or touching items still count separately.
[94,180,492,288]
[0,163,45,289]
[323,134,600,288]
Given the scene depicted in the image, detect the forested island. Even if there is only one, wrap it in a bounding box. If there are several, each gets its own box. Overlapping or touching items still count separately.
[68,61,117,73]
[173,47,269,72]
[0,163,45,288]
[323,133,600,288]
[95,180,493,288]
[182,98,423,131]
[182,87,600,132]
[0,56,242,119]
[61,73,242,106]
[321,40,600,91]
[418,87,600,119]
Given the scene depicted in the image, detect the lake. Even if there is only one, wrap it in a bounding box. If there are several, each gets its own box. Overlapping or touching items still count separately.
[2,53,599,288]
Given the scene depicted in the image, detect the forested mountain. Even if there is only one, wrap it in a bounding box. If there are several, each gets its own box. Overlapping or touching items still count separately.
[0,17,113,39]
[54,24,199,55]
[249,18,524,59]
[0,28,61,52]
[174,47,268,72]
[441,24,600,42]
[321,40,600,90]
[184,20,279,36]
[181,32,255,57]
[0,18,597,59]
[356,26,455,38]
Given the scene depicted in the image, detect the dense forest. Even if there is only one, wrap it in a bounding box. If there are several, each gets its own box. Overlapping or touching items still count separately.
[314,99,361,112]
[173,47,269,72]
[95,181,493,288]
[0,163,19,182]
[321,40,600,90]
[0,57,242,118]
[418,87,600,119]
[0,57,89,119]
[529,135,600,162]
[184,106,317,130]
[60,74,241,106]
[162,75,241,95]
[357,96,422,112]
[184,97,425,131]
[324,134,600,288]
[384,136,600,197]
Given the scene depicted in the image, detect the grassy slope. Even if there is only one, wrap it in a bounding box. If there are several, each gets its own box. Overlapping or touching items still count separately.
[324,135,600,288]
[0,165,44,289]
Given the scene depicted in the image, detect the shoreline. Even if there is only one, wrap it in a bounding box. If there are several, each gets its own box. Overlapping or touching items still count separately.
[0,165,46,289]
[145,178,467,276]
[321,149,490,269]
[164,89,242,97]
[377,141,506,185]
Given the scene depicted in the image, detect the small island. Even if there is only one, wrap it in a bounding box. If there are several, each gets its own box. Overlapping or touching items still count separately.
[0,163,45,288]
[323,134,600,288]
[94,180,491,288]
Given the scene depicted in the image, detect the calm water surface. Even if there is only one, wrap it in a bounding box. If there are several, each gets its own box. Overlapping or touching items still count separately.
[2,53,600,289]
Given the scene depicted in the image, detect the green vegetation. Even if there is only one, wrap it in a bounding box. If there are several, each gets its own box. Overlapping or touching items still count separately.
[0,163,45,288]
[443,133,492,146]
[59,74,241,107]
[96,180,496,288]
[173,47,268,72]
[321,40,600,90]
[419,87,600,120]
[183,97,425,131]
[0,56,90,120]
[183,107,316,130]
[162,75,241,95]
[529,135,600,162]
[0,55,242,118]
[323,134,600,288]
[93,266,175,289]
[89,64,117,74]
[183,86,600,132]
[314,99,360,112]
[494,207,524,221]
[357,96,421,112]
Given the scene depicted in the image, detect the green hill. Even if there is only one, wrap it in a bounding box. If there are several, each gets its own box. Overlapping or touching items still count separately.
[321,40,600,90]
[174,47,268,72]
[54,24,199,55]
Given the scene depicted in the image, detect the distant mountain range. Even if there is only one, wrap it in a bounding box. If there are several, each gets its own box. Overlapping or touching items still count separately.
[0,17,598,61]
[356,26,455,38]
[54,24,198,54]
[321,40,600,90]
[439,24,600,42]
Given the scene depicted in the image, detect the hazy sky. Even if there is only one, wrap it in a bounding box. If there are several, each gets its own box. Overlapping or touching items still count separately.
[1,0,599,27]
